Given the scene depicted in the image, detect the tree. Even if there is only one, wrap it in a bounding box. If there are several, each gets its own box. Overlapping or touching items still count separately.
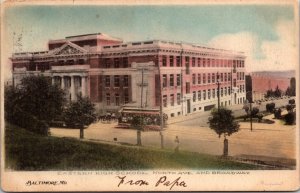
[274,85,282,97]
[274,108,282,119]
[208,108,240,157]
[5,76,66,135]
[131,115,146,146]
[17,75,66,123]
[251,107,259,117]
[266,103,275,113]
[64,96,97,139]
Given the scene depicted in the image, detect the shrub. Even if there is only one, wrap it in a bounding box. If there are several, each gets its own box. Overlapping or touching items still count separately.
[288,99,295,105]
[285,112,296,125]
[266,103,275,112]
[251,107,259,117]
[257,113,264,122]
[274,108,282,119]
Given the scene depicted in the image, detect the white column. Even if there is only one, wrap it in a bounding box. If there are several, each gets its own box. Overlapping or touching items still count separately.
[81,76,86,97]
[70,76,76,101]
[61,76,65,90]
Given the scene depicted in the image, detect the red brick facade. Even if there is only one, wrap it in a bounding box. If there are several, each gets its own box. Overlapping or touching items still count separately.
[11,33,246,116]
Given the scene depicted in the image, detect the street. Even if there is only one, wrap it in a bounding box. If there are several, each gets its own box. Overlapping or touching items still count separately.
[51,97,296,163]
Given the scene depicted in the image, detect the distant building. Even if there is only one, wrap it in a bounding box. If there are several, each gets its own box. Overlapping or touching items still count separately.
[250,72,291,101]
[11,33,246,117]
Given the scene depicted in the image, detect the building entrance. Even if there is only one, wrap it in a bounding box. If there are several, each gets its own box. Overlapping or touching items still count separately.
[187,99,191,114]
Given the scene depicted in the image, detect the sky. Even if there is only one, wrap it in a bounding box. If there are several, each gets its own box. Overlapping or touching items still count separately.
[2,4,298,80]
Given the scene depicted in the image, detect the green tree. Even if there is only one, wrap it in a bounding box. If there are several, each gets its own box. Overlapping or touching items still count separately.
[131,115,146,146]
[17,75,66,123]
[208,108,240,157]
[5,76,66,135]
[64,96,97,139]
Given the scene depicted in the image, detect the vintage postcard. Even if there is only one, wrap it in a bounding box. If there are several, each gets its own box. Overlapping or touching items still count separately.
[1,0,299,191]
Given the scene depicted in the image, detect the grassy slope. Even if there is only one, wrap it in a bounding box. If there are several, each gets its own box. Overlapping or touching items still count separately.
[5,124,260,171]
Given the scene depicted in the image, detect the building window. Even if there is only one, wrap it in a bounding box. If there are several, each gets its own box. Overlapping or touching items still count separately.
[106,93,110,105]
[193,91,196,102]
[176,74,181,86]
[114,75,120,87]
[203,73,206,84]
[220,73,223,82]
[224,73,227,82]
[186,82,190,94]
[124,91,129,104]
[163,95,167,107]
[233,61,237,72]
[198,91,201,101]
[203,90,206,100]
[207,58,210,67]
[176,56,181,67]
[212,59,215,67]
[198,74,201,84]
[212,73,215,83]
[192,74,196,85]
[192,57,195,67]
[237,72,240,80]
[185,56,190,65]
[162,55,167,66]
[123,57,128,68]
[224,87,227,96]
[221,88,224,97]
[228,72,231,81]
[186,63,190,74]
[163,74,167,87]
[208,89,211,99]
[58,60,64,65]
[228,87,231,95]
[208,73,211,84]
[170,56,174,67]
[105,58,110,68]
[124,75,129,87]
[67,60,74,65]
[115,94,120,106]
[170,74,174,87]
[212,89,215,98]
[78,59,85,64]
[105,76,110,87]
[114,58,120,68]
[177,93,181,105]
[203,58,206,67]
[170,94,174,106]
[198,58,201,67]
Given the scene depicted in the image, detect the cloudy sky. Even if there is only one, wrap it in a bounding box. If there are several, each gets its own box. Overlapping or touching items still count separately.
[2,3,297,80]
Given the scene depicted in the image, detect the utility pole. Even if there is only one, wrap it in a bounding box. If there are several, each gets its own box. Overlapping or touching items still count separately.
[157,60,164,149]
[180,46,184,116]
[141,68,144,108]
[217,72,220,112]
[250,101,253,132]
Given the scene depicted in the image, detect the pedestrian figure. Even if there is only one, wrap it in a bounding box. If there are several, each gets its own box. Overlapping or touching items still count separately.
[174,136,180,153]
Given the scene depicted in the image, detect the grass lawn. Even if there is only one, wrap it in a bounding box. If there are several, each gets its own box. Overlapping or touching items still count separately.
[5,123,262,171]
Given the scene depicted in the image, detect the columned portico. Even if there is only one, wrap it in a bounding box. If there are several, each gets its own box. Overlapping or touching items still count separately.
[81,76,87,97]
[70,76,76,101]
[61,76,65,89]
[52,72,88,101]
